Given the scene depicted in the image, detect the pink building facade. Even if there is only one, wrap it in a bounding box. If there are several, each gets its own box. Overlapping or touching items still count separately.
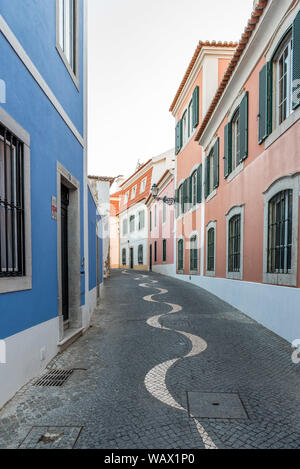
[169,0,300,343]
[146,171,175,275]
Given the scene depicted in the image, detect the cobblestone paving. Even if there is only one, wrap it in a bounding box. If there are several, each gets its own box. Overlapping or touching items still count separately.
[0,270,300,449]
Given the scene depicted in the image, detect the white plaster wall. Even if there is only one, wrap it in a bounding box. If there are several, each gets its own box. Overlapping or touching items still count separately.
[164,271,300,344]
[0,317,59,409]
[153,263,176,276]
[81,283,103,330]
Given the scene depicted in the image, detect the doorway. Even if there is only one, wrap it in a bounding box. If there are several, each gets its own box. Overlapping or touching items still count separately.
[130,248,134,269]
[149,244,152,271]
[61,184,69,324]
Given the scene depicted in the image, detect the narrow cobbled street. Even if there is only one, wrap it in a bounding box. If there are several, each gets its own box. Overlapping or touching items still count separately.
[1,270,300,449]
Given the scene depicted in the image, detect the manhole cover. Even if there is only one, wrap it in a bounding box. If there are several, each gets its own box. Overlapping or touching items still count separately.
[19,426,83,449]
[33,369,74,387]
[187,392,248,419]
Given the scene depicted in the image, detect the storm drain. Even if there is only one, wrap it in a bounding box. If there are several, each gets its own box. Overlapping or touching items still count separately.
[33,369,74,387]
[187,392,248,419]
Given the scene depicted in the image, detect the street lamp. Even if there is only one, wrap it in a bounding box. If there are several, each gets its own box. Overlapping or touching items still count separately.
[150,184,175,206]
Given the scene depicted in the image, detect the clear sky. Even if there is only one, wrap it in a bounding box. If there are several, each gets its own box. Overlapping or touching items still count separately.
[87,0,254,179]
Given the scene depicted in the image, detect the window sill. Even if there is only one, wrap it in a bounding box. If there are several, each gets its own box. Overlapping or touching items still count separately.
[190,203,200,213]
[226,271,242,280]
[189,270,199,275]
[227,162,244,183]
[263,272,297,287]
[206,189,217,203]
[0,275,32,294]
[177,270,184,275]
[265,105,300,149]
[205,271,215,277]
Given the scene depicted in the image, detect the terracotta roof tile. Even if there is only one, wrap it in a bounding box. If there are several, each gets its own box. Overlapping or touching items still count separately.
[194,0,268,142]
[169,41,238,113]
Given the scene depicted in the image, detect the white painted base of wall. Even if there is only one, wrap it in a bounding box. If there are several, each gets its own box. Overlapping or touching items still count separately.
[153,264,176,277]
[82,282,103,330]
[0,317,59,409]
[162,272,300,344]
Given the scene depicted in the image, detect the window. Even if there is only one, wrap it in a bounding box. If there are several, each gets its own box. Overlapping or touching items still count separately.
[140,178,147,193]
[123,219,128,236]
[224,93,248,178]
[177,239,184,271]
[178,184,184,216]
[268,190,292,274]
[188,100,193,138]
[138,245,143,265]
[275,33,293,126]
[263,175,299,286]
[124,192,129,204]
[131,185,137,200]
[189,235,198,272]
[231,109,240,171]
[129,215,135,233]
[182,111,188,145]
[226,206,244,280]
[259,11,300,144]
[207,227,215,273]
[228,215,241,273]
[138,210,145,230]
[122,248,127,266]
[191,171,197,206]
[205,138,219,198]
[162,239,167,262]
[0,125,25,277]
[154,205,157,227]
[163,202,167,224]
[150,210,152,232]
[57,0,78,79]
[154,241,157,263]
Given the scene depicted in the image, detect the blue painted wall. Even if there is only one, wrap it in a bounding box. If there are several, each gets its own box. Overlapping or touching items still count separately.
[0,1,85,339]
[88,187,103,292]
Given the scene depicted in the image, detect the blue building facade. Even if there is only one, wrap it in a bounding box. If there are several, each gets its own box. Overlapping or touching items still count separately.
[0,0,102,408]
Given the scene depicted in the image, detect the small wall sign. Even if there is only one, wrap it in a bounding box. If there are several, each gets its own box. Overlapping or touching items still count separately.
[51,196,57,220]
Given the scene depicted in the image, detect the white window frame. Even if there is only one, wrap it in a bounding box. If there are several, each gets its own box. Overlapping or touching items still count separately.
[226,205,244,280]
[182,110,188,146]
[138,210,145,231]
[189,232,199,274]
[206,221,216,277]
[177,237,185,273]
[124,191,129,204]
[274,32,293,128]
[162,201,167,225]
[56,0,79,88]
[154,204,157,228]
[140,178,147,194]
[191,170,197,207]
[123,218,128,236]
[131,185,137,200]
[0,108,32,294]
[129,215,135,233]
[263,174,299,287]
[231,109,240,172]
[178,184,184,216]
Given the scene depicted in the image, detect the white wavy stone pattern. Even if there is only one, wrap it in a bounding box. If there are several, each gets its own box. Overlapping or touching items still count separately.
[132,273,217,450]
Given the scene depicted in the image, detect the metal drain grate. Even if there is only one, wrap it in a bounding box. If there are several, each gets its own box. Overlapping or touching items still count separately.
[33,369,74,387]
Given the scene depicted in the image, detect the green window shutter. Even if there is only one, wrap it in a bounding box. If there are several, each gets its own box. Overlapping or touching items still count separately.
[293,10,300,110]
[224,123,232,178]
[204,156,210,198]
[175,188,179,218]
[213,138,219,189]
[239,92,249,162]
[197,164,202,204]
[175,120,183,155]
[258,62,272,143]
[189,175,193,205]
[183,179,188,213]
[192,86,199,128]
